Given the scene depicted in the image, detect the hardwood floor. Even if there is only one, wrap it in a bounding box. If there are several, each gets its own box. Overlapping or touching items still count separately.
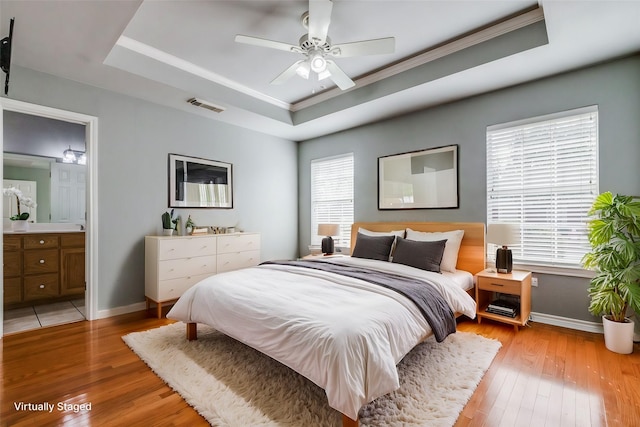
[1,311,638,426]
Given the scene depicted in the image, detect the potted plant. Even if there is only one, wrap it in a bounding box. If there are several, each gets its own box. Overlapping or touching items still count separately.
[582,192,640,354]
[185,215,195,235]
[3,187,37,232]
[161,209,178,236]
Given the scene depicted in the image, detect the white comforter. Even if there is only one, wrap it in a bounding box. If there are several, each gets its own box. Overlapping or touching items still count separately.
[167,256,476,420]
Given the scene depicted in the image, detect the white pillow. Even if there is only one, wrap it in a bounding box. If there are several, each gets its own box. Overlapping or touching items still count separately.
[405,228,464,273]
[358,228,405,238]
[357,228,405,260]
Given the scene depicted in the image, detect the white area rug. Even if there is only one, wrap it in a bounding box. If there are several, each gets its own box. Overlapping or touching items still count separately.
[123,322,501,427]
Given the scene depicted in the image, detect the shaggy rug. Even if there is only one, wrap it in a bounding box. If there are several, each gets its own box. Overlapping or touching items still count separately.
[123,322,501,427]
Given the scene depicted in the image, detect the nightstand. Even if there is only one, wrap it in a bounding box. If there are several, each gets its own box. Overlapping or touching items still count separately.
[475,269,531,332]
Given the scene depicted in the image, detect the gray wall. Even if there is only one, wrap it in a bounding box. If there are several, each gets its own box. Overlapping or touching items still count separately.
[3,66,298,311]
[3,110,86,158]
[298,54,640,322]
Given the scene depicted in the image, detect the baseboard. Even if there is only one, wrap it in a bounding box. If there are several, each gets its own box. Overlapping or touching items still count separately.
[96,302,147,319]
[530,312,604,334]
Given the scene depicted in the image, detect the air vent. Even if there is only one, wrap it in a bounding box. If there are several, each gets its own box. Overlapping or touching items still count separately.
[187,98,225,113]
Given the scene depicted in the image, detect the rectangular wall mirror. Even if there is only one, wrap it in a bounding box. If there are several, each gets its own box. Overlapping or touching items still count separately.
[378,144,458,209]
[168,153,233,208]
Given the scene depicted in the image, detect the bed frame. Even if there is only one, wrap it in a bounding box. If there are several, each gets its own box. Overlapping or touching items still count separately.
[186,221,486,427]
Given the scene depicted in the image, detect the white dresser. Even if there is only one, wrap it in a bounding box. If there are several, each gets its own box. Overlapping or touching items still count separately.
[145,232,260,317]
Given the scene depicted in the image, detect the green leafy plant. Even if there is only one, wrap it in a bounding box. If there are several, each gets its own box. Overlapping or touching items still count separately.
[582,192,640,322]
[161,209,178,230]
[185,215,195,229]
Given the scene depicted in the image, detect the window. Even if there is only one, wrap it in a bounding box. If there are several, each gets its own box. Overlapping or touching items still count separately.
[486,106,598,269]
[311,153,354,249]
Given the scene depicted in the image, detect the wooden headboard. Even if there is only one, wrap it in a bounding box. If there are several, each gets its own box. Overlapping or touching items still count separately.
[351,222,486,275]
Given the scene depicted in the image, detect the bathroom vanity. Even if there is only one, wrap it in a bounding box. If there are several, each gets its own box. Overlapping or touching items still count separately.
[4,230,85,309]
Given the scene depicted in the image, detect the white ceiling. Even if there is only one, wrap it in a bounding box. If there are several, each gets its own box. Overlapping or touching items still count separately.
[1,1,639,141]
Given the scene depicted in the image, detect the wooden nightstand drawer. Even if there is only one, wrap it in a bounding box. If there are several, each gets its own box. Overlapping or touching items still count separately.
[477,277,522,295]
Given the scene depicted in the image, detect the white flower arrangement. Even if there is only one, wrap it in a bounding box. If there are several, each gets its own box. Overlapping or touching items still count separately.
[3,187,37,221]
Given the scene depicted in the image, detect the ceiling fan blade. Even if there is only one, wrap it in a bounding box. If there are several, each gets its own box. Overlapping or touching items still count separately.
[330,37,395,58]
[235,34,301,53]
[325,60,355,90]
[271,60,306,85]
[308,0,333,43]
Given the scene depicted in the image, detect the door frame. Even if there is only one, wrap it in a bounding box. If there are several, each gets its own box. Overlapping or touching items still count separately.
[0,98,99,336]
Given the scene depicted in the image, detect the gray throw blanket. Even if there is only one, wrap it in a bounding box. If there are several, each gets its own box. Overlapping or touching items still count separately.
[260,259,456,342]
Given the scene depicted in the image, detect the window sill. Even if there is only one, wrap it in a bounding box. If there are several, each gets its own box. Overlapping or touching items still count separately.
[487,262,595,278]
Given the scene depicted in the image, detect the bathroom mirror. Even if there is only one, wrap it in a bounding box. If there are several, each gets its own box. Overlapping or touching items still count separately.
[3,152,86,224]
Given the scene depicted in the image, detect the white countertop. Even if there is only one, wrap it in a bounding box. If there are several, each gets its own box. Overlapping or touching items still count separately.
[4,223,85,234]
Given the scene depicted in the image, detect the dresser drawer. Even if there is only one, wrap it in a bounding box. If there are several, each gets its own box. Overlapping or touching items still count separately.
[477,276,522,295]
[156,273,211,301]
[4,277,22,303]
[158,237,217,260]
[217,234,260,254]
[24,273,59,300]
[24,250,59,274]
[24,235,60,249]
[61,233,85,248]
[4,251,22,277]
[217,250,260,273]
[4,235,21,251]
[158,256,217,280]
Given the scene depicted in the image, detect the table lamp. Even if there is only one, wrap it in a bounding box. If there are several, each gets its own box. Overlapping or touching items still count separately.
[487,223,519,273]
[317,224,340,255]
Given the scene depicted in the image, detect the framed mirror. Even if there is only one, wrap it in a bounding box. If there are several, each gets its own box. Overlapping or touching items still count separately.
[378,144,458,209]
[168,153,233,208]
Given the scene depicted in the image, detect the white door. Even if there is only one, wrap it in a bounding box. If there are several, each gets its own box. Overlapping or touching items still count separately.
[3,179,37,222]
[50,163,86,224]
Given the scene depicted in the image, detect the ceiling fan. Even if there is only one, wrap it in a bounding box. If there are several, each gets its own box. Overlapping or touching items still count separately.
[235,0,395,90]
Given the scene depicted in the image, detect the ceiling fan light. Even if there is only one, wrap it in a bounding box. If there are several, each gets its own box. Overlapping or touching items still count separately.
[296,61,311,79]
[310,53,327,73]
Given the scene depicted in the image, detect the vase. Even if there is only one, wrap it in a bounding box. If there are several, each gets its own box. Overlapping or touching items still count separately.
[11,220,29,232]
[602,315,634,354]
[162,229,174,236]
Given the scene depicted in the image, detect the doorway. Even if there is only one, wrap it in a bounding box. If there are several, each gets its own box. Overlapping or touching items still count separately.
[0,98,98,337]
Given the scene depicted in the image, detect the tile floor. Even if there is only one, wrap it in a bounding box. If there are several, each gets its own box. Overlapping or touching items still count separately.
[3,299,86,335]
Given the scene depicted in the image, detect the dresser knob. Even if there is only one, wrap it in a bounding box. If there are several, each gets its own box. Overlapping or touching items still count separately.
[39,284,45,289]
[40,240,45,244]
[39,259,45,264]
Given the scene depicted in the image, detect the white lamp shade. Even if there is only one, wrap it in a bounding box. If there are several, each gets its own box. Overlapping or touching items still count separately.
[317,223,340,237]
[486,223,520,246]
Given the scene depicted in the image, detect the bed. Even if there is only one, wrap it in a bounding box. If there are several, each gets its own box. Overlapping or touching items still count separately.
[167,221,485,427]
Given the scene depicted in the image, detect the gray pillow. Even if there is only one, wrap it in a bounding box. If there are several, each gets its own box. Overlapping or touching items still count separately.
[391,237,447,273]
[352,233,395,261]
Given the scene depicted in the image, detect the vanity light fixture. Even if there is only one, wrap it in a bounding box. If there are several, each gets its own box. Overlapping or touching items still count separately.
[62,145,86,165]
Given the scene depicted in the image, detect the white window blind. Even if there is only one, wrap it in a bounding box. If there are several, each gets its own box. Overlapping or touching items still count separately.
[311,153,354,248]
[486,106,598,268]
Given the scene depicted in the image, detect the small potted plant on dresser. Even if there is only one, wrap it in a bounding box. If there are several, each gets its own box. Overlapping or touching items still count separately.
[582,192,640,354]
[161,209,178,236]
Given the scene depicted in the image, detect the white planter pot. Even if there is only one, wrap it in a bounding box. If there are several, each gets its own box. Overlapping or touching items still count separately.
[162,229,174,236]
[602,315,634,354]
[11,220,29,232]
